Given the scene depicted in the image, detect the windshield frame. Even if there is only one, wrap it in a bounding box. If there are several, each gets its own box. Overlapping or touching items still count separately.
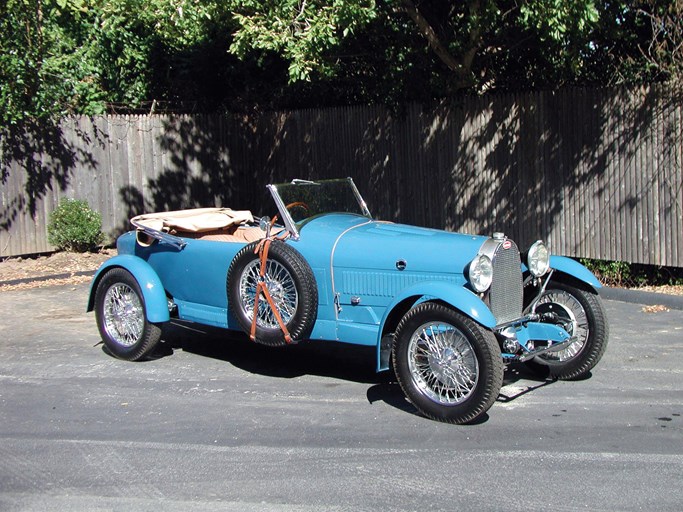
[267,177,372,240]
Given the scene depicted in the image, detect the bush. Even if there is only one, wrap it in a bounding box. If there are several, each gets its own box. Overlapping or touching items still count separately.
[47,199,104,252]
[580,258,683,288]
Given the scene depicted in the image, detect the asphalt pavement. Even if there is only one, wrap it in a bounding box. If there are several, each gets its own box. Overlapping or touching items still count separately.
[0,283,682,511]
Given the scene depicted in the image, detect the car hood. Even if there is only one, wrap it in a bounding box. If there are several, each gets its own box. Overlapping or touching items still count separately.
[329,217,488,275]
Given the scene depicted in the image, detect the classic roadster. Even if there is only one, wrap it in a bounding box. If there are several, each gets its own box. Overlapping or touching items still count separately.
[88,178,609,424]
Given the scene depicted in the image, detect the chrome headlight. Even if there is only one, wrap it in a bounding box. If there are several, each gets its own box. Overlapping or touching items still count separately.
[468,254,493,293]
[527,240,550,277]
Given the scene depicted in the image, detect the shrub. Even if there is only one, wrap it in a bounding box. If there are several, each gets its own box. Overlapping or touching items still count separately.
[580,258,633,287]
[47,199,104,252]
[580,258,683,288]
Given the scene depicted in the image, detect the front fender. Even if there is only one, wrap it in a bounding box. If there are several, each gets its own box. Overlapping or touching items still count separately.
[375,281,496,371]
[550,255,602,289]
[404,281,496,327]
[87,255,170,323]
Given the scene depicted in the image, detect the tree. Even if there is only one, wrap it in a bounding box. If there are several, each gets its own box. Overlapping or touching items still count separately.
[1,0,681,120]
[226,0,604,94]
[0,0,225,125]
[228,0,377,82]
[227,0,681,101]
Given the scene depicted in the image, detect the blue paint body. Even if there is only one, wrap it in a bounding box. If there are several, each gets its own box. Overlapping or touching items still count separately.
[89,212,601,371]
[550,255,602,288]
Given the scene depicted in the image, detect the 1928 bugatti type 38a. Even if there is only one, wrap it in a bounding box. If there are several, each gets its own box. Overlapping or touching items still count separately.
[89,178,608,424]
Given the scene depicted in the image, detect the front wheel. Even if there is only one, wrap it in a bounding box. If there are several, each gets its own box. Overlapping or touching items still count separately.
[392,303,503,424]
[94,268,162,361]
[526,281,609,380]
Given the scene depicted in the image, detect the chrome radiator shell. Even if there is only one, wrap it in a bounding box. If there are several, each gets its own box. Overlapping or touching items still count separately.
[479,236,524,325]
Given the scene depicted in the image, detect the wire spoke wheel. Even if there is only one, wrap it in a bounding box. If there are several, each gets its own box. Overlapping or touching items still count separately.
[408,322,479,405]
[240,259,299,329]
[535,290,589,363]
[228,240,318,346]
[525,281,609,380]
[393,303,503,424]
[94,268,162,361]
[103,282,145,346]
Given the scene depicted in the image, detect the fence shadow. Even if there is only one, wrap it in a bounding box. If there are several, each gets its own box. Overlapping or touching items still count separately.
[1,119,101,254]
[2,84,680,264]
[114,86,676,264]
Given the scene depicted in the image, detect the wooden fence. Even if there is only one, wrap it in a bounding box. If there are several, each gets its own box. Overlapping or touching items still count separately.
[1,84,682,266]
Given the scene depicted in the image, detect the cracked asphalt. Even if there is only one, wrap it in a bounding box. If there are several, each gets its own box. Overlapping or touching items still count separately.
[0,283,682,511]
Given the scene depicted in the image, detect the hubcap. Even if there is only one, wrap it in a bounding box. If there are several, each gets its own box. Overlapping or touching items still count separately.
[103,283,144,347]
[408,322,479,405]
[240,259,298,328]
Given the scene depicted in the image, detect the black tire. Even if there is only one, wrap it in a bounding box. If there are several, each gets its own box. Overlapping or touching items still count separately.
[94,268,163,361]
[525,281,609,380]
[392,302,504,424]
[227,240,318,346]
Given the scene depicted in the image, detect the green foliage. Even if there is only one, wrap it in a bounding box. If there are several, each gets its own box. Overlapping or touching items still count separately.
[0,0,223,124]
[580,258,683,288]
[0,0,681,119]
[516,0,600,84]
[228,0,377,82]
[224,0,682,104]
[47,198,103,252]
[580,258,634,287]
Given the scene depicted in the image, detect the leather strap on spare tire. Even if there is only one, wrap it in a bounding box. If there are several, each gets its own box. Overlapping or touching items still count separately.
[227,239,318,347]
[250,238,292,344]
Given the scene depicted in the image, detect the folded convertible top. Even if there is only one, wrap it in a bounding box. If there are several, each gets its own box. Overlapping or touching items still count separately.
[131,207,254,234]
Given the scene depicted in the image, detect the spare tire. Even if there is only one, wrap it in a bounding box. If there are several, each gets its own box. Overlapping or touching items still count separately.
[227,240,318,346]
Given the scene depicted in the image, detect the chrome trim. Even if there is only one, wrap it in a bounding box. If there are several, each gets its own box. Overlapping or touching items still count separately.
[347,177,372,218]
[130,218,187,250]
[478,237,502,261]
[329,219,374,319]
[517,337,577,362]
[494,314,540,331]
[291,179,319,185]
[526,269,555,315]
[267,184,300,240]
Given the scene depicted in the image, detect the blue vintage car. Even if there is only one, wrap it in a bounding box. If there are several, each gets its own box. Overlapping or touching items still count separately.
[88,178,608,424]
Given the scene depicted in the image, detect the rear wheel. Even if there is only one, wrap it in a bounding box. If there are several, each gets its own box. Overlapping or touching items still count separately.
[393,303,503,424]
[94,268,162,361]
[526,281,608,379]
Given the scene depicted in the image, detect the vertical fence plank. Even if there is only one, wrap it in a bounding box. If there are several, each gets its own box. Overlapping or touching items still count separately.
[1,86,682,268]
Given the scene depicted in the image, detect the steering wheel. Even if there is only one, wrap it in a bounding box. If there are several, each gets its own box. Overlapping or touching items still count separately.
[285,201,310,222]
[268,202,311,232]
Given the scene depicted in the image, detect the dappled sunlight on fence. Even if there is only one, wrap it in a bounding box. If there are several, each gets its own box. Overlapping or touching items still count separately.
[1,84,681,267]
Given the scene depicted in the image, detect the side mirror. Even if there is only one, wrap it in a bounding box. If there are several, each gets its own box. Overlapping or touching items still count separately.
[259,216,272,238]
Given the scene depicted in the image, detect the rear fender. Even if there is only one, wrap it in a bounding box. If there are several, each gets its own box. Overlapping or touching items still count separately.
[375,281,496,371]
[87,255,170,323]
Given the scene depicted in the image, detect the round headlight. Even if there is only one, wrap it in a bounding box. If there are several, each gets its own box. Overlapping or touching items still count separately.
[469,254,493,293]
[527,240,550,277]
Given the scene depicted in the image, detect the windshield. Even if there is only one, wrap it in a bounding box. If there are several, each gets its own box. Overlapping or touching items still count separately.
[268,178,372,239]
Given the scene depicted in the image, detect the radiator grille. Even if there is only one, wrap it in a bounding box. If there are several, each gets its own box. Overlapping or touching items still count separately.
[489,241,523,325]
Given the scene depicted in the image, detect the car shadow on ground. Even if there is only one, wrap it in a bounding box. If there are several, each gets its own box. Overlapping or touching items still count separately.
[498,363,557,402]
[158,320,385,385]
[145,321,566,424]
[150,321,426,418]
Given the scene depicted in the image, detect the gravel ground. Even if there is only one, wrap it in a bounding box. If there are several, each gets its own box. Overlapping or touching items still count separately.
[0,249,115,291]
